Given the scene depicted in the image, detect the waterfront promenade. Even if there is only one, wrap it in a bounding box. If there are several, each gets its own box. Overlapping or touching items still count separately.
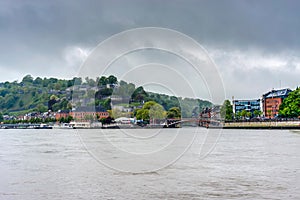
[223,120,300,129]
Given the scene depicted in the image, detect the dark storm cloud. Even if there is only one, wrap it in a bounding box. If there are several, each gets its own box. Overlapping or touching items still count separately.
[1,0,299,54]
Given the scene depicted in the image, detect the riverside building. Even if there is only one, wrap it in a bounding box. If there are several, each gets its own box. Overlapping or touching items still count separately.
[262,88,291,118]
[232,99,261,117]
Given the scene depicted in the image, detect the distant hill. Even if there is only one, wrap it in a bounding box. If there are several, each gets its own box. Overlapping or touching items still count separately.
[0,75,212,117]
[0,75,75,115]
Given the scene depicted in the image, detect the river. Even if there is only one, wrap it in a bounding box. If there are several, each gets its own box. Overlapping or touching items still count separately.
[0,128,299,199]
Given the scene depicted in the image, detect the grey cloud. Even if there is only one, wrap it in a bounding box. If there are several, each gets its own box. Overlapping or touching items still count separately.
[2,0,300,53]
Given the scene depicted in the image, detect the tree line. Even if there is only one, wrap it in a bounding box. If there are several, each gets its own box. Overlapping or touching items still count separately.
[0,74,212,122]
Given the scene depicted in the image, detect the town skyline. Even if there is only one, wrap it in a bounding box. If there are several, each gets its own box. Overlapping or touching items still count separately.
[1,73,297,103]
[1,0,300,100]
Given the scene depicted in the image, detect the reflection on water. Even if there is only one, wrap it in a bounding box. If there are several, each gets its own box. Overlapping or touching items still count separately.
[0,129,299,199]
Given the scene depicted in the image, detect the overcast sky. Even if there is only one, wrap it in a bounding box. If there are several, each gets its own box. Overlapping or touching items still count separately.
[0,0,300,101]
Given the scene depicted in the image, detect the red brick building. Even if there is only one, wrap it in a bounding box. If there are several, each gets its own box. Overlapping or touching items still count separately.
[262,89,291,118]
[55,110,70,120]
[70,106,109,121]
[199,106,222,128]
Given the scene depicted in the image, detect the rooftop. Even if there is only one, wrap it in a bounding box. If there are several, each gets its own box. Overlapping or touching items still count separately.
[263,88,292,99]
[233,99,260,103]
[72,106,107,112]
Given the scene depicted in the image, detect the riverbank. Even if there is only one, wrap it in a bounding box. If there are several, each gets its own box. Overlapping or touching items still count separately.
[0,123,170,129]
[223,121,300,129]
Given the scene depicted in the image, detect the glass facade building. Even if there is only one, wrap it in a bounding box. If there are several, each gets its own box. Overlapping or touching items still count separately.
[233,99,261,115]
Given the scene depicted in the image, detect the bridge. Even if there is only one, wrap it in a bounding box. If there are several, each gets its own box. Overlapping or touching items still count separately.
[164,117,223,128]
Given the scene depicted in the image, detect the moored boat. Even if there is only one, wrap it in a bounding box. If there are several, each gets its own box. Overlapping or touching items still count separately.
[52,123,74,129]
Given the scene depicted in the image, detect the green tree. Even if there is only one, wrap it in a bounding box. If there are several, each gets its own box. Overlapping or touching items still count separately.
[85,77,96,87]
[54,83,61,90]
[239,110,251,120]
[279,87,300,118]
[18,100,24,108]
[143,101,157,110]
[136,109,150,121]
[96,88,113,97]
[67,102,73,110]
[131,86,148,102]
[246,111,252,119]
[66,115,73,123]
[220,100,233,120]
[107,75,118,85]
[149,103,165,123]
[36,103,47,113]
[167,107,181,119]
[253,110,262,117]
[135,101,165,123]
[33,77,43,85]
[0,112,3,122]
[22,75,34,84]
[4,95,17,109]
[59,117,65,123]
[50,95,58,101]
[111,108,122,119]
[98,76,107,86]
[72,77,82,85]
